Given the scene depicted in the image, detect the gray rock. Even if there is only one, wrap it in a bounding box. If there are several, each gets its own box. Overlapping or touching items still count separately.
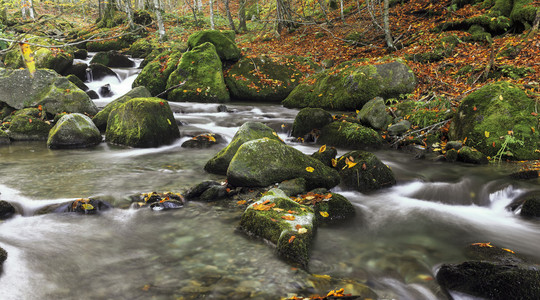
[357,97,391,130]
[388,119,411,136]
[47,113,102,149]
[291,108,333,138]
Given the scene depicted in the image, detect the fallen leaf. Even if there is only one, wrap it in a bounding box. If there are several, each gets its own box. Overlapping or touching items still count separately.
[471,242,493,248]
[502,248,515,254]
[485,131,490,138]
[237,200,247,205]
[81,203,94,210]
[306,167,314,172]
[319,211,329,218]
[281,215,296,221]
[19,42,35,76]
[288,235,296,243]
[298,228,308,234]
[319,145,326,153]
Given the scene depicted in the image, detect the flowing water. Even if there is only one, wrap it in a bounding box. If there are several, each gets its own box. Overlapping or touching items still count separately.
[1,55,540,300]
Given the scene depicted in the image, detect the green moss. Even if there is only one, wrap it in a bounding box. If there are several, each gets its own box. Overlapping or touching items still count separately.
[167,42,230,103]
[34,48,74,74]
[224,55,305,102]
[105,97,180,148]
[291,108,333,138]
[336,150,396,192]
[317,121,383,149]
[205,122,284,175]
[86,38,130,52]
[457,146,489,164]
[127,39,154,58]
[93,86,151,131]
[47,113,101,149]
[313,193,355,225]
[132,50,182,96]
[187,30,241,61]
[450,81,540,160]
[8,114,51,141]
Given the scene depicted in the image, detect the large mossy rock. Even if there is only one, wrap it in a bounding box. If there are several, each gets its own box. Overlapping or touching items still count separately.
[187,30,241,61]
[291,107,334,138]
[93,86,152,131]
[227,138,340,189]
[283,61,416,110]
[239,188,316,268]
[224,55,304,102]
[517,191,540,218]
[317,121,383,149]
[105,97,180,148]
[336,150,396,192]
[34,48,74,74]
[166,42,230,103]
[132,50,182,96]
[7,113,51,141]
[89,51,135,68]
[450,81,540,160]
[294,191,356,225]
[357,97,391,130]
[0,69,98,116]
[205,122,283,175]
[436,261,540,299]
[47,113,101,149]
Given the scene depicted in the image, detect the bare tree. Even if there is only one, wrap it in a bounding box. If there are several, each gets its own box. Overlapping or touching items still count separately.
[209,0,215,29]
[21,0,36,20]
[153,0,166,41]
[224,0,236,31]
[238,0,248,32]
[383,0,394,49]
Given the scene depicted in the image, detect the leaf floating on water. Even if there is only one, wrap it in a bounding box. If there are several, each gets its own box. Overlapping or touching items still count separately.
[318,145,326,153]
[306,167,314,172]
[471,242,493,248]
[319,211,329,218]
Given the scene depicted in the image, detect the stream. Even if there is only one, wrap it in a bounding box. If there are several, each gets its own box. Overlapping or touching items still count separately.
[1,54,540,300]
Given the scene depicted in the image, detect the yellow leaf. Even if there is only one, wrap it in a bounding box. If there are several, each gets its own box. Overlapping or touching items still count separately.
[282,215,296,221]
[290,78,296,82]
[19,42,35,77]
[207,135,216,142]
[318,145,326,153]
[298,227,308,234]
[531,127,536,133]
[306,167,314,172]
[319,211,329,218]
[502,248,515,254]
[167,119,172,125]
[273,207,284,212]
[236,200,247,205]
[499,95,503,101]
[81,203,94,210]
[485,131,490,138]
[331,158,337,167]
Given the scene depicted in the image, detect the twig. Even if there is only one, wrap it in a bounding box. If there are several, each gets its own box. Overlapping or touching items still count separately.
[155,80,186,98]
[391,119,451,147]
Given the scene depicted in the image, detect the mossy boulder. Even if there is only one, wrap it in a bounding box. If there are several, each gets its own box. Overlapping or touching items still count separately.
[450,81,540,160]
[166,42,230,103]
[93,86,152,131]
[291,107,334,138]
[227,138,340,189]
[105,97,180,148]
[88,63,118,81]
[294,192,355,225]
[0,69,97,116]
[34,48,74,74]
[317,121,383,149]
[436,261,540,299]
[336,150,396,192]
[239,188,316,268]
[311,145,337,168]
[7,113,51,141]
[205,122,284,175]
[127,39,154,58]
[457,146,489,164]
[66,74,89,91]
[357,97,391,130]
[283,61,416,110]
[519,191,540,218]
[187,30,241,61]
[63,63,89,81]
[132,50,182,96]
[86,38,130,52]
[89,51,135,68]
[224,55,304,102]
[0,129,10,144]
[47,113,101,149]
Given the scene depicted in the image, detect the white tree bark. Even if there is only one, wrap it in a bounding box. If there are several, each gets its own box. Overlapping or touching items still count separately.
[383,0,394,49]
[209,0,215,29]
[153,0,166,41]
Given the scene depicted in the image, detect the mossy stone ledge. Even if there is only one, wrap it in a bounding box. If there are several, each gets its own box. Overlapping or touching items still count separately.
[336,150,396,192]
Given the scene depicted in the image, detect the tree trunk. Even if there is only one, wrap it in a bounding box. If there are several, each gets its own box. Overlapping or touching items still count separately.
[224,0,236,32]
[340,0,344,21]
[532,8,540,31]
[153,0,166,41]
[238,0,248,32]
[209,0,215,29]
[185,0,200,27]
[383,0,394,49]
[276,0,293,33]
[126,0,134,28]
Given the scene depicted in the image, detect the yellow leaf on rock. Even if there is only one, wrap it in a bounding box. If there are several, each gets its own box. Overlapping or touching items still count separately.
[319,211,329,218]
[306,167,314,172]
[319,145,326,153]
[298,227,308,234]
[81,203,94,210]
[19,42,35,77]
[485,131,490,138]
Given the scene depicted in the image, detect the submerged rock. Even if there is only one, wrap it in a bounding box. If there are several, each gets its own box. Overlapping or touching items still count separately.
[336,150,396,192]
[47,113,101,149]
[105,97,180,148]
[136,192,185,210]
[239,188,316,268]
[204,122,283,175]
[227,138,340,190]
[181,133,223,148]
[0,200,16,220]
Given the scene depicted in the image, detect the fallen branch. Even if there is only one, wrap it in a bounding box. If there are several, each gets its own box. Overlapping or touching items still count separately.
[155,80,186,98]
[391,119,452,148]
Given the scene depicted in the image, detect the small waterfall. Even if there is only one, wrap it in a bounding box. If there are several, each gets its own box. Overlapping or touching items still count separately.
[85,67,93,83]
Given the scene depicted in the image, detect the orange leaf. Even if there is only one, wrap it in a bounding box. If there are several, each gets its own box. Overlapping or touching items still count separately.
[362,163,367,170]
[473,106,477,111]
[28,118,32,123]
[318,145,326,153]
[281,215,296,221]
[471,242,493,248]
[236,200,247,205]
[288,235,296,243]
[295,224,302,230]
